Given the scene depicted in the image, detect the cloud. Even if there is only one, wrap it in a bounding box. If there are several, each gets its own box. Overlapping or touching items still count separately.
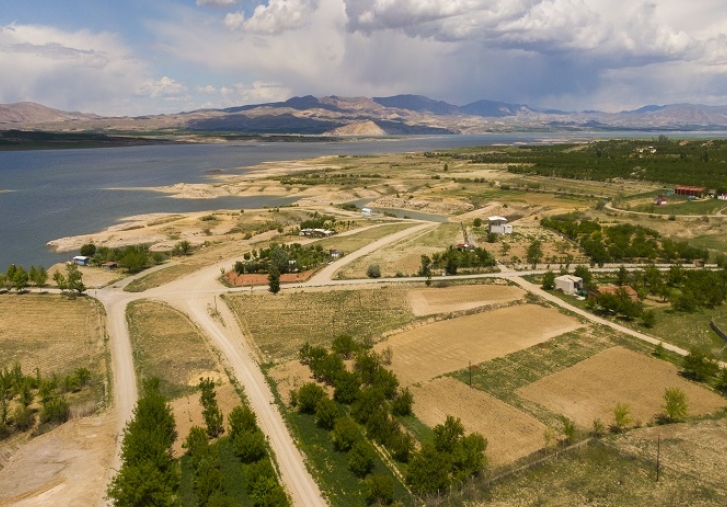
[138,76,187,98]
[226,0,322,34]
[196,0,240,6]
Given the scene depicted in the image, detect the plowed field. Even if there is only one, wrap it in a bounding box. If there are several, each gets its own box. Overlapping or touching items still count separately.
[517,346,726,427]
[411,377,547,465]
[407,284,525,316]
[375,304,584,386]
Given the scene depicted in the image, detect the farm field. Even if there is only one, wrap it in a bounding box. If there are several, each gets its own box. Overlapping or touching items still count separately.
[517,346,726,428]
[333,222,462,279]
[226,286,416,361]
[375,303,585,386]
[126,299,220,399]
[479,431,727,507]
[314,221,417,256]
[0,295,105,377]
[407,283,525,316]
[410,377,547,466]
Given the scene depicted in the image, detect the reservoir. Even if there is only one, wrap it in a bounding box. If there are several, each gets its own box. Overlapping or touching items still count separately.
[1,132,723,268]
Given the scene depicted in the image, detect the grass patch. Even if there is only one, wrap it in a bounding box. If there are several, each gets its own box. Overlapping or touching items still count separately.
[126,300,218,399]
[124,264,198,292]
[480,438,727,507]
[449,326,656,427]
[0,295,106,379]
[226,286,416,361]
[313,222,417,254]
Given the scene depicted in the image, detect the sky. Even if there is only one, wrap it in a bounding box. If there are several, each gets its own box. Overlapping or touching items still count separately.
[2,0,727,116]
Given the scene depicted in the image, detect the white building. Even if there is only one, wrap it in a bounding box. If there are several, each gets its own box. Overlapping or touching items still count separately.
[488,216,513,234]
[554,275,583,295]
[361,207,372,217]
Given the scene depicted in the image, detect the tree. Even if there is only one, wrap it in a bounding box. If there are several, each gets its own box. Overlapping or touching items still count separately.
[267,264,281,294]
[332,416,360,452]
[611,402,632,432]
[296,382,326,414]
[195,454,223,507]
[233,429,267,463]
[434,415,465,454]
[315,397,338,430]
[228,405,257,439]
[333,370,360,405]
[348,440,376,477]
[616,265,628,286]
[391,388,413,417]
[199,377,224,438]
[332,334,359,359]
[107,378,177,507]
[682,348,719,382]
[451,433,487,481]
[541,270,556,290]
[526,240,543,267]
[662,387,688,423]
[80,243,97,257]
[406,442,451,495]
[365,474,394,506]
[65,263,85,295]
[182,426,210,467]
[367,264,381,278]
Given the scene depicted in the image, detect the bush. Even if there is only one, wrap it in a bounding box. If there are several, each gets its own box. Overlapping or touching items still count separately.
[296,383,326,414]
[348,440,375,477]
[332,417,360,452]
[365,474,394,505]
[366,264,381,278]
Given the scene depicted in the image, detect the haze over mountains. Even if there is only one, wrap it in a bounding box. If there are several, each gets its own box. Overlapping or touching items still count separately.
[3,95,727,135]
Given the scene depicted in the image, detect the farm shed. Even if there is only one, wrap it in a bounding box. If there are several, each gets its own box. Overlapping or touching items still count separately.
[488,216,513,234]
[674,185,707,198]
[554,275,582,295]
[72,256,91,266]
[361,207,372,217]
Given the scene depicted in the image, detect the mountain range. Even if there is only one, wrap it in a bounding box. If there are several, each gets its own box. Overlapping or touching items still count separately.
[4,95,727,135]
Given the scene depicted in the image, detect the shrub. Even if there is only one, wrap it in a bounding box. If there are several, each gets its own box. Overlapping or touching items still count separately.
[366,264,381,278]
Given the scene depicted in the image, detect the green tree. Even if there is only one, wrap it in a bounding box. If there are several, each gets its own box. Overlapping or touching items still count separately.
[182,425,210,467]
[80,243,97,257]
[296,383,326,414]
[348,440,375,477]
[195,454,223,507]
[451,433,487,481]
[366,264,381,278]
[267,264,281,294]
[541,270,556,290]
[199,377,224,438]
[662,387,688,422]
[228,405,257,439]
[365,474,394,506]
[611,402,632,432]
[391,388,413,417]
[233,429,267,463]
[314,397,338,430]
[406,442,451,495]
[526,240,543,267]
[434,415,465,454]
[682,348,719,382]
[333,370,360,405]
[616,265,628,286]
[332,334,359,359]
[65,263,85,295]
[332,416,359,452]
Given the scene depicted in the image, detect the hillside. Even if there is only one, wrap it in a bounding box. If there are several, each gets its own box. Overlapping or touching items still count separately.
[4,96,727,135]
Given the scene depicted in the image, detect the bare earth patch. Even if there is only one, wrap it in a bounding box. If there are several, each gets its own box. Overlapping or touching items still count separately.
[224,269,314,287]
[0,414,114,507]
[411,377,547,466]
[268,360,316,406]
[517,347,726,427]
[407,283,525,316]
[0,295,105,376]
[169,382,242,457]
[375,304,584,386]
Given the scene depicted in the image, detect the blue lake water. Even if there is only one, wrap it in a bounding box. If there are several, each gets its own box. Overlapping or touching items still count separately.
[1,132,725,268]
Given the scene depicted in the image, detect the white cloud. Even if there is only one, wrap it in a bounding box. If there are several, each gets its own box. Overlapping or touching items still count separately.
[196,0,240,6]
[197,85,218,95]
[230,0,322,35]
[138,76,187,98]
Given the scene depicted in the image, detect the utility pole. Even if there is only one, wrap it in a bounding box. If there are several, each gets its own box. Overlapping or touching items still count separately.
[656,436,661,482]
[469,361,472,387]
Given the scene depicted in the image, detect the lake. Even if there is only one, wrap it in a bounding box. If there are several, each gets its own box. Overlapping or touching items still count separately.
[1,132,723,268]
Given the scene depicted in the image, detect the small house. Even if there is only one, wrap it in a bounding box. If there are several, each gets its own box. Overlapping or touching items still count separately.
[361,208,372,217]
[488,216,513,234]
[72,256,91,266]
[554,275,582,295]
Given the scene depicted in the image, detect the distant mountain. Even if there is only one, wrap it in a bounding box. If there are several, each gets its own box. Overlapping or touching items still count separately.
[6,96,727,134]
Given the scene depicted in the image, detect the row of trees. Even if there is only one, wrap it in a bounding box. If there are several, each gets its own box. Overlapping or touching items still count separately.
[80,243,166,274]
[295,336,487,499]
[1,264,48,289]
[182,378,289,507]
[541,214,708,265]
[420,245,496,277]
[0,362,88,439]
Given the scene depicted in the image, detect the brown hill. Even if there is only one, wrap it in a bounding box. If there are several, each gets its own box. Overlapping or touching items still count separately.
[0,102,96,126]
